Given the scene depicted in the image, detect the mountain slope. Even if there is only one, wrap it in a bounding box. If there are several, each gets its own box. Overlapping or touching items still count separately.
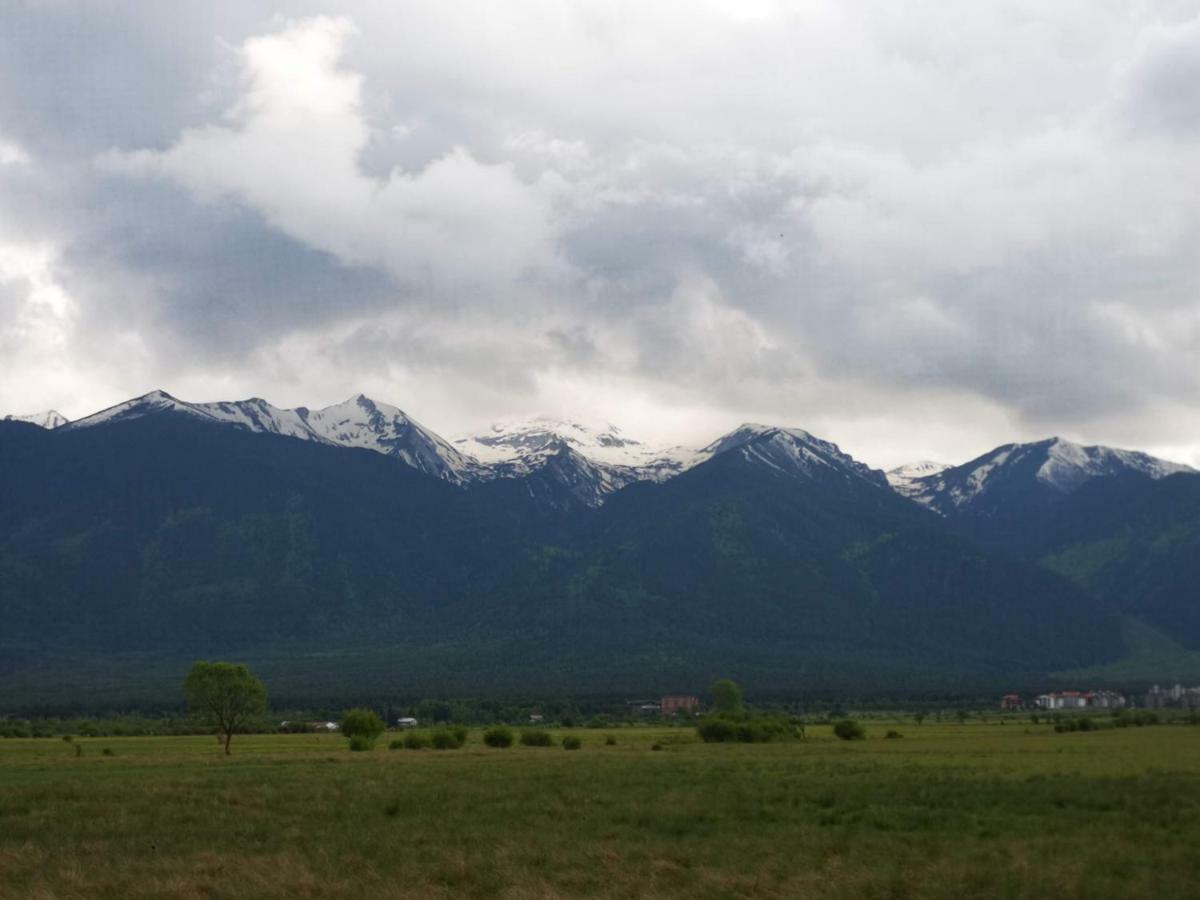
[903,437,1193,552]
[560,441,1118,678]
[1033,472,1200,649]
[66,390,483,483]
[0,414,1125,706]
[2,410,68,429]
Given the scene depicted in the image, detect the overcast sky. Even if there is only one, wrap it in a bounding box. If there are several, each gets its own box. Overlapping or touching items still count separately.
[2,1,1199,468]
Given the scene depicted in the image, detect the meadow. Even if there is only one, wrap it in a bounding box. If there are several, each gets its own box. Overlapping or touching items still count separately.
[2,720,1200,898]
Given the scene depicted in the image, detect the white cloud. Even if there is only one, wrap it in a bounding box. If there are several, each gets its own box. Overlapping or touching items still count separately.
[108,16,562,292]
[2,2,1200,469]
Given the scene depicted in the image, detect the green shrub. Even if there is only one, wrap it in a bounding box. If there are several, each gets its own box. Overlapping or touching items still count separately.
[885,730,903,739]
[101,747,114,756]
[348,735,373,752]
[403,732,430,750]
[339,708,385,749]
[562,736,582,750]
[453,726,469,745]
[521,729,553,747]
[697,714,799,743]
[833,719,866,741]
[604,734,617,746]
[430,728,464,750]
[388,739,404,750]
[483,726,514,748]
[651,742,664,751]
[696,717,738,743]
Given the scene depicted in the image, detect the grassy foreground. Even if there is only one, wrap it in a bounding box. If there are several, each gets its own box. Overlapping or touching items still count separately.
[2,722,1200,898]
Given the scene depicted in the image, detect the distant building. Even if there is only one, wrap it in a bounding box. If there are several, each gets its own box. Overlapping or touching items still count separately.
[528,714,544,723]
[395,717,418,729]
[999,694,1021,711]
[660,695,700,716]
[1035,690,1126,711]
[1145,684,1200,709]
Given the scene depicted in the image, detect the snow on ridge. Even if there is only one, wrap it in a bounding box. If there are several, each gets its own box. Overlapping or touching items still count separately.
[3,410,69,429]
[1036,436,1194,492]
[899,436,1196,514]
[66,390,481,483]
[694,423,889,487]
[886,460,951,499]
[454,416,694,474]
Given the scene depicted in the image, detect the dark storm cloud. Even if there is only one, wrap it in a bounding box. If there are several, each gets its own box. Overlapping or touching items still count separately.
[1,1,1198,466]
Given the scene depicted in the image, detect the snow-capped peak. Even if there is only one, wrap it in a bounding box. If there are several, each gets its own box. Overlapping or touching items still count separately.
[696,423,890,488]
[888,460,951,481]
[66,390,481,484]
[2,409,69,429]
[902,436,1194,514]
[1036,436,1193,492]
[454,416,682,468]
[886,460,951,498]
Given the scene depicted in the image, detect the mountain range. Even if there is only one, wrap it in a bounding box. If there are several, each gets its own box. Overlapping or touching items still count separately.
[1,390,1197,708]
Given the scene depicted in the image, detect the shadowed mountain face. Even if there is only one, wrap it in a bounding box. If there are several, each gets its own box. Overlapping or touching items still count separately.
[0,412,1124,707]
[1026,472,1200,649]
[900,437,1194,554]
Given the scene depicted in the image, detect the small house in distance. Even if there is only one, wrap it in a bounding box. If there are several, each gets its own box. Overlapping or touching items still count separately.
[999,694,1021,711]
[396,717,418,729]
[661,695,700,716]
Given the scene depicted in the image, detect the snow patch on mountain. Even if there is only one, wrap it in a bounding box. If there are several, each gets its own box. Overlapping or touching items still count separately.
[886,460,951,498]
[903,437,1194,513]
[455,417,690,473]
[1036,437,1191,491]
[697,424,890,488]
[3,410,69,429]
[67,391,482,483]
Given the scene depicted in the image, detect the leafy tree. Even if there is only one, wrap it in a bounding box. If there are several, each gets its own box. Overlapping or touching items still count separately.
[339,708,385,748]
[914,712,926,726]
[711,679,743,714]
[182,661,267,755]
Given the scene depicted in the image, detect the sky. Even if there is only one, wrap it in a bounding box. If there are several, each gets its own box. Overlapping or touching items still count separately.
[1,1,1199,469]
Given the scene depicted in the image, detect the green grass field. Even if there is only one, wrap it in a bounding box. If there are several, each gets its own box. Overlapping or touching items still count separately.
[2,721,1200,898]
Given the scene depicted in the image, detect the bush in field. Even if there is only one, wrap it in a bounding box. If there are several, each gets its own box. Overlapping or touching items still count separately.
[833,719,865,741]
[339,709,385,749]
[521,729,553,747]
[403,732,430,750]
[605,734,617,746]
[697,717,738,743]
[885,730,903,739]
[453,726,469,745]
[696,714,799,743]
[430,728,464,750]
[1115,710,1159,728]
[562,736,582,750]
[388,739,404,750]
[348,735,373,752]
[483,726,514,748]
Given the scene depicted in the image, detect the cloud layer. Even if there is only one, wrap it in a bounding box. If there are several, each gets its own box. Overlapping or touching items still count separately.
[2,1,1199,467]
